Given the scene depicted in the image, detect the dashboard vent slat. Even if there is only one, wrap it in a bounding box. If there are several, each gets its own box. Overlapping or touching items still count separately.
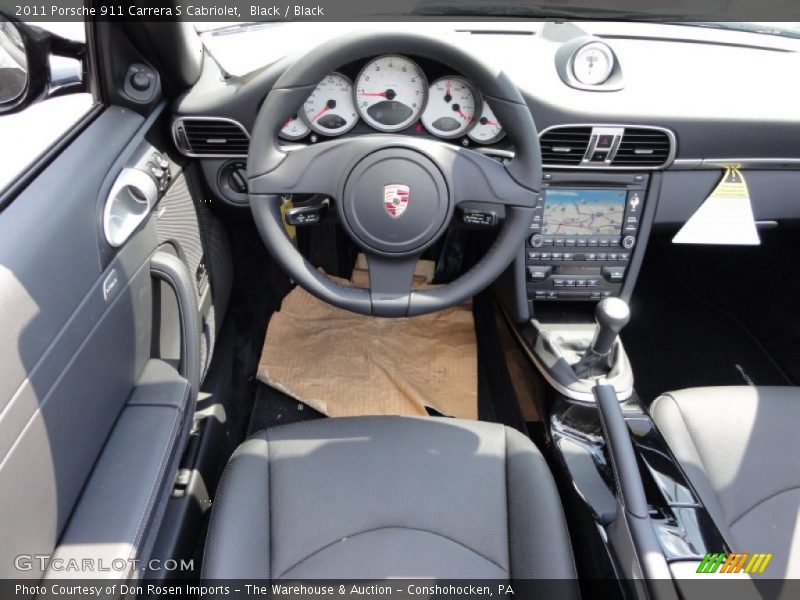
[174,118,250,157]
[612,128,673,167]
[539,126,592,166]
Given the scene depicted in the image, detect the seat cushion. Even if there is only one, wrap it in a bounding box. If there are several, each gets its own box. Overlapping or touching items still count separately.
[651,386,800,577]
[202,416,577,582]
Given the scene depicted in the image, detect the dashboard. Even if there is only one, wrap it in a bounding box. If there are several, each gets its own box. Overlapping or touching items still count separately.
[275,54,507,149]
[171,22,800,318]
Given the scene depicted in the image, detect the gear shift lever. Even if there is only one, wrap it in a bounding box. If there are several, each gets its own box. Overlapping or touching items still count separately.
[591,297,631,357]
[574,298,631,378]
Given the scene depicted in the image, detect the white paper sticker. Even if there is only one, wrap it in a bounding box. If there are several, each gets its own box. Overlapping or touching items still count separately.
[672,167,760,245]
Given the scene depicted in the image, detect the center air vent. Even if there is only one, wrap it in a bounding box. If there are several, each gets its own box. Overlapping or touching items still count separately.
[612,128,673,167]
[173,118,250,157]
[539,127,593,166]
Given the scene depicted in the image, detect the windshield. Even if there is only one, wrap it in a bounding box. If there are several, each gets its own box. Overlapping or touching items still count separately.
[196,20,800,77]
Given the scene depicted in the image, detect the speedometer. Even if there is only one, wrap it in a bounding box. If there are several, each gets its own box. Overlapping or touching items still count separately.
[421,76,478,139]
[301,73,358,136]
[468,102,505,145]
[355,55,427,132]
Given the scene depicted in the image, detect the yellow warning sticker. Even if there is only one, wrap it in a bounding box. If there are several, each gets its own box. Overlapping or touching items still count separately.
[672,167,760,245]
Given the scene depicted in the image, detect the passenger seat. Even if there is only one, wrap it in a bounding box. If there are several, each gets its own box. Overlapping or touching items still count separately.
[650,386,800,577]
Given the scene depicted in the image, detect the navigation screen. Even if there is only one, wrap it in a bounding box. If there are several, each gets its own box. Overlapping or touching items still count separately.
[543,189,626,236]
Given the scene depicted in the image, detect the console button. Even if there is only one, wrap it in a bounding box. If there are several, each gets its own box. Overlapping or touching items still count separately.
[577,239,588,247]
[554,238,565,246]
[585,253,597,261]
[599,239,610,247]
[527,266,552,282]
[529,234,544,248]
[597,253,607,261]
[551,253,563,260]
[576,280,587,287]
[563,253,574,261]
[543,237,554,245]
[618,253,630,261]
[553,279,565,287]
[588,239,599,247]
[587,279,599,287]
[527,251,541,260]
[540,252,551,260]
[602,267,626,282]
[565,239,577,247]
[564,279,576,287]
[622,236,636,249]
[547,291,559,299]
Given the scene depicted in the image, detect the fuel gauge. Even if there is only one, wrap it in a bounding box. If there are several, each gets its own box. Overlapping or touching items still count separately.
[280,114,310,140]
[468,101,505,145]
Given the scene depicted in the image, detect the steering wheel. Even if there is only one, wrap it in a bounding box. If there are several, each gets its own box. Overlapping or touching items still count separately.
[248,32,542,317]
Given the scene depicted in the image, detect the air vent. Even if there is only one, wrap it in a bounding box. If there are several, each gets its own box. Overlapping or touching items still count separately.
[539,127,593,166]
[612,128,673,167]
[173,118,249,157]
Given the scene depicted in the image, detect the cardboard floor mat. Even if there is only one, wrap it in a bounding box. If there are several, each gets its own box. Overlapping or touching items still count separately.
[257,263,477,419]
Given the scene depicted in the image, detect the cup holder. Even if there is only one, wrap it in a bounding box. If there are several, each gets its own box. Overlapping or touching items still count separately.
[103,168,158,247]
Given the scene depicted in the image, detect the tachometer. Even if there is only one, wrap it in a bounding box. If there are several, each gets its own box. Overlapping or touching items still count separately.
[280,113,310,140]
[301,73,358,136]
[421,76,478,139]
[355,55,427,132]
[468,101,505,145]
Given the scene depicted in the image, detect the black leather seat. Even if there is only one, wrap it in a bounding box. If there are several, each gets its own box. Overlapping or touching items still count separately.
[203,416,577,583]
[651,386,800,578]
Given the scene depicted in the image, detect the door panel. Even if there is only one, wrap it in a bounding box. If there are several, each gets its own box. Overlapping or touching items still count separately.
[0,104,188,579]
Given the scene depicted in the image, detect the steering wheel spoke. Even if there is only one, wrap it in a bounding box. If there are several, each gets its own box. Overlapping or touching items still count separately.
[449,148,539,209]
[364,253,424,318]
[248,139,356,198]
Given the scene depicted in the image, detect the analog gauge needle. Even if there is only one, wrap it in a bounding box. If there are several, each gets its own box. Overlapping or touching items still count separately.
[360,89,397,100]
[453,104,472,122]
[311,99,336,122]
[480,117,499,126]
[444,80,452,103]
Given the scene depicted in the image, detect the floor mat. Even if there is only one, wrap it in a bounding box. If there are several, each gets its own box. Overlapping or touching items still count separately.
[623,237,790,404]
[257,263,478,419]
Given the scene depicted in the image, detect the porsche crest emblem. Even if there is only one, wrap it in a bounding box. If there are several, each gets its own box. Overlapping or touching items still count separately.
[383,184,410,218]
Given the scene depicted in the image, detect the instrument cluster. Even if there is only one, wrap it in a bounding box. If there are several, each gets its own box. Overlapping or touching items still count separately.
[279,54,506,146]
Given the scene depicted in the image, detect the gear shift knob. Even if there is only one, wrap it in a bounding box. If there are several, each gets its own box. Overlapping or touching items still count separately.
[591,297,631,356]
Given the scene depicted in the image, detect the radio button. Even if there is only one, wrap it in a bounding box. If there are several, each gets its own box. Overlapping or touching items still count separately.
[577,239,588,247]
[588,239,599,247]
[597,253,607,261]
[599,239,610,247]
[527,266,552,282]
[602,267,626,282]
[618,252,630,261]
[585,253,597,261]
[565,239,577,247]
[563,253,574,261]
[527,251,541,260]
[540,252,551,260]
[554,238,565,246]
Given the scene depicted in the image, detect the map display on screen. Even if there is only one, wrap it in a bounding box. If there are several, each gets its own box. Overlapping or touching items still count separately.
[543,189,626,236]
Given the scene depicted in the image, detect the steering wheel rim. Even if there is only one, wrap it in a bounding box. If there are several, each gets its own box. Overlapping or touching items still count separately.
[248,31,542,317]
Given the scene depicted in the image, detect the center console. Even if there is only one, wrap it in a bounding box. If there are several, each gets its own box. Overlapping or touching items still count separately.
[525,172,649,301]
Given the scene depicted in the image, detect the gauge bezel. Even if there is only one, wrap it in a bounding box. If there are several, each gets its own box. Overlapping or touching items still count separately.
[300,72,359,137]
[420,75,481,140]
[279,114,311,141]
[467,99,506,145]
[571,42,615,86]
[353,55,429,133]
